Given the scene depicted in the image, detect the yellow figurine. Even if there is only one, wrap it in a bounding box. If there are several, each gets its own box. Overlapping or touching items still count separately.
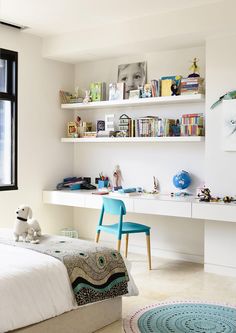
[188,57,200,77]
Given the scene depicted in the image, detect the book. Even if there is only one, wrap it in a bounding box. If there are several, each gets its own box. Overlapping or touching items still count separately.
[109,82,125,101]
[180,77,204,95]
[161,79,173,96]
[151,79,160,97]
[89,82,106,102]
[161,75,182,96]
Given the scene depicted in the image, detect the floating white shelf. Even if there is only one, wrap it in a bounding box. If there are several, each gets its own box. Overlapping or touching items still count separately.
[61,136,205,143]
[61,94,204,110]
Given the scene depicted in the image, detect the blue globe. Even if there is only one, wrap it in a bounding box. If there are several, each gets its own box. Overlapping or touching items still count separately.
[173,170,191,190]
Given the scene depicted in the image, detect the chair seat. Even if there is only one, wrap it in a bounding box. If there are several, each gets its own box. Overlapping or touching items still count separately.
[97,222,150,235]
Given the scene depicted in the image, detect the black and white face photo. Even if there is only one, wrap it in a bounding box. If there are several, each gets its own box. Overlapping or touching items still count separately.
[118,62,146,97]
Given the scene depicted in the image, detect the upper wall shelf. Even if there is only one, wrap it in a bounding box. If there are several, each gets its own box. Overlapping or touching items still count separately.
[61,136,205,143]
[61,94,205,110]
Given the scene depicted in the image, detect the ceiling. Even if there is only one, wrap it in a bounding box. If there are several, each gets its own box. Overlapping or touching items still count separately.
[0,0,222,37]
[0,0,232,63]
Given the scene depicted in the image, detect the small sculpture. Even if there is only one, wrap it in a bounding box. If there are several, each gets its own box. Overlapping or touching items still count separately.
[152,176,159,194]
[83,90,91,103]
[188,57,200,78]
[223,196,236,203]
[113,165,122,190]
[198,188,212,202]
[171,83,179,96]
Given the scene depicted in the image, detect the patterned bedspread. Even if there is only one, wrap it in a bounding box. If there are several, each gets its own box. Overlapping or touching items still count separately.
[0,234,129,306]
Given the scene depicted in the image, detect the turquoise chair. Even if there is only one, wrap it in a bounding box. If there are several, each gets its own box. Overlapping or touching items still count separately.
[95,197,151,269]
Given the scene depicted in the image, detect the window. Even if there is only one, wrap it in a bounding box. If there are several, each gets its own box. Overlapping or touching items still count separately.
[0,49,18,190]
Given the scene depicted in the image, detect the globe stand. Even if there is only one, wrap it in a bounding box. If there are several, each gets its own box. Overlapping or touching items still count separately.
[171,190,192,197]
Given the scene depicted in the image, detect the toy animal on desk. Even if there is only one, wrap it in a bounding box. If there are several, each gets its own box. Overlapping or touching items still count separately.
[198,188,212,202]
[223,196,236,203]
[198,188,221,202]
[14,205,41,243]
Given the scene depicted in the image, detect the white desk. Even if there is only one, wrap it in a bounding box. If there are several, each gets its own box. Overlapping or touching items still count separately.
[43,189,236,223]
[43,190,236,277]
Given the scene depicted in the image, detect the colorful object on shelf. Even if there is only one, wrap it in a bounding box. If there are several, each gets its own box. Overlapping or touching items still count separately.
[181,113,204,136]
[123,301,236,333]
[161,75,182,96]
[89,82,106,102]
[180,77,204,95]
[173,170,191,190]
[210,90,236,109]
[188,57,200,77]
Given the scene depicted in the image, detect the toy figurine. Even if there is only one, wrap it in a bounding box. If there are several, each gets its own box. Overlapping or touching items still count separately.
[223,196,236,203]
[171,83,179,96]
[188,57,200,77]
[198,187,212,202]
[113,165,122,190]
[83,90,91,103]
[152,176,159,194]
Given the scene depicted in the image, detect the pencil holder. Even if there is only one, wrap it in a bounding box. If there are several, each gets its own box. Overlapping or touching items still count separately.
[98,180,109,188]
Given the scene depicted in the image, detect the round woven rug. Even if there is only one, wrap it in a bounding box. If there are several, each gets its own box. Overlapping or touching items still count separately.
[123,301,236,333]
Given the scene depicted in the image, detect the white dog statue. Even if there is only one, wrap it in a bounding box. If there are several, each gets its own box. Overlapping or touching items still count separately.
[14,205,41,242]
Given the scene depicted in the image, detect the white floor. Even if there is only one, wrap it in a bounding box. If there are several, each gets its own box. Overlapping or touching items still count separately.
[96,253,236,332]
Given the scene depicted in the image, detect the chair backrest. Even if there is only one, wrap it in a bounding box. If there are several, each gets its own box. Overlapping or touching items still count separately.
[102,197,126,216]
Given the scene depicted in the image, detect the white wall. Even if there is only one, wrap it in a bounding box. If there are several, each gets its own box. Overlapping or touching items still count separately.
[0,26,74,233]
[73,46,205,262]
[206,36,236,196]
[204,35,236,275]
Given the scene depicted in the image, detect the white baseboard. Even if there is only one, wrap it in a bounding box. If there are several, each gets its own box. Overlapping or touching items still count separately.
[126,243,204,264]
[205,263,236,277]
[86,238,204,264]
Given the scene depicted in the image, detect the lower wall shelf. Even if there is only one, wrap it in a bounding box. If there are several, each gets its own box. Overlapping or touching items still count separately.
[61,136,205,143]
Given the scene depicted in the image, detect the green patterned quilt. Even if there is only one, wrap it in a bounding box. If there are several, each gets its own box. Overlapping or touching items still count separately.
[0,234,129,306]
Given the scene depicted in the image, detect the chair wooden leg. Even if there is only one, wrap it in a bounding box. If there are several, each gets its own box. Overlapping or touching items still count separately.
[146,234,152,270]
[117,239,121,252]
[125,234,129,258]
[95,231,100,243]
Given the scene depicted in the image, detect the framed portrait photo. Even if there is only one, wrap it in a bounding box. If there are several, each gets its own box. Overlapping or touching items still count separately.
[117,61,146,99]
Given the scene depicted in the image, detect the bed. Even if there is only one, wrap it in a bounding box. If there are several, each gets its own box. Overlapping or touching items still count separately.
[0,229,137,333]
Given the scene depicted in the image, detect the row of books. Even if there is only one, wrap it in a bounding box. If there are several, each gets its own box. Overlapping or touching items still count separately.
[61,76,204,104]
[182,113,204,125]
[117,113,204,137]
[180,113,204,136]
[91,76,204,101]
[180,77,204,95]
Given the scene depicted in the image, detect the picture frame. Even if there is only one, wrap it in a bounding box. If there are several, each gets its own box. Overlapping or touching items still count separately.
[129,89,140,100]
[67,121,77,137]
[117,61,146,99]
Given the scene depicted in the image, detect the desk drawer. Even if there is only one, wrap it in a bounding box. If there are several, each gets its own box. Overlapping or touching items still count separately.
[43,191,85,208]
[133,199,191,218]
[192,203,236,222]
[84,195,103,209]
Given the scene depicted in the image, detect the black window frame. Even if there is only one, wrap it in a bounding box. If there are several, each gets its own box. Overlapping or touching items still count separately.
[0,48,18,191]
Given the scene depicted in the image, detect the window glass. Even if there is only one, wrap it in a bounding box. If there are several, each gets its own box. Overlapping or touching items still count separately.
[0,59,7,93]
[0,100,12,185]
